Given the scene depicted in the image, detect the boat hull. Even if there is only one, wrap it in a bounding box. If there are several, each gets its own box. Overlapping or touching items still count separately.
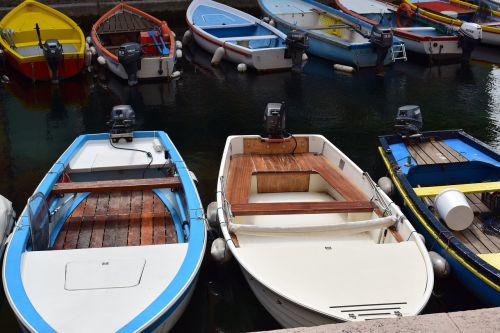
[4,52,84,81]
[397,35,462,59]
[241,268,335,327]
[188,25,291,71]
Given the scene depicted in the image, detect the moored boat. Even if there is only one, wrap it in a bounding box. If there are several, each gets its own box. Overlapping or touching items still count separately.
[258,0,407,70]
[0,0,85,82]
[0,195,15,253]
[2,106,206,332]
[335,0,482,62]
[215,103,433,327]
[403,0,500,46]
[378,105,500,306]
[91,2,178,86]
[186,0,306,71]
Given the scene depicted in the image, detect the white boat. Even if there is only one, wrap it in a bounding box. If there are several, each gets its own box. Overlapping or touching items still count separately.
[91,2,178,86]
[0,194,15,253]
[186,0,302,71]
[2,114,206,332]
[216,128,433,326]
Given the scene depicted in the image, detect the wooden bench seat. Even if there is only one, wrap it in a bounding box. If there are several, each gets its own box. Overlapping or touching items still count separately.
[52,177,181,194]
[231,201,375,216]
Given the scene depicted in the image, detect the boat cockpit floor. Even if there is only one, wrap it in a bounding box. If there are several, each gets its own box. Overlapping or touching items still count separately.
[406,138,500,255]
[53,191,177,250]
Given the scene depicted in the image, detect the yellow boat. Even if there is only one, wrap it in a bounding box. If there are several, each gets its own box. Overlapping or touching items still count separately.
[0,0,86,82]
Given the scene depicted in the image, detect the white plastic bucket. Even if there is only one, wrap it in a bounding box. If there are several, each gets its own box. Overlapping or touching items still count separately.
[434,188,474,231]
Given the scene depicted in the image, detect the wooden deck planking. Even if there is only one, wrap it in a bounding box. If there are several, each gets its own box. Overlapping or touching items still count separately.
[115,192,132,247]
[243,137,309,154]
[76,195,98,249]
[153,194,167,245]
[62,199,86,250]
[89,193,110,248]
[128,191,143,246]
[97,11,156,35]
[103,192,121,247]
[141,191,154,245]
[54,190,178,250]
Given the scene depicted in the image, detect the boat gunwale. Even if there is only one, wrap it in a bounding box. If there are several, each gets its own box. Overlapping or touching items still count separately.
[378,129,500,290]
[2,131,206,332]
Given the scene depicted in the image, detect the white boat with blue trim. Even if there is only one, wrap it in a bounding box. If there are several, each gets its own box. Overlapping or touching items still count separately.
[2,109,206,332]
[186,0,303,71]
[215,104,433,327]
[258,0,407,69]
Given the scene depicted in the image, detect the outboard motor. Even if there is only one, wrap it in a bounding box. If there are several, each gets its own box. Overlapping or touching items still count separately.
[370,25,393,73]
[264,102,286,139]
[395,105,423,137]
[118,42,142,86]
[42,39,63,84]
[285,31,308,72]
[458,22,482,64]
[107,105,136,143]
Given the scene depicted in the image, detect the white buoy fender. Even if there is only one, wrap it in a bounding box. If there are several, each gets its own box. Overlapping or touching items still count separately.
[334,64,355,73]
[84,50,92,67]
[237,63,247,72]
[211,47,225,65]
[90,46,96,56]
[428,251,450,278]
[0,194,15,249]
[262,16,270,23]
[206,202,219,228]
[182,30,192,46]
[176,49,183,59]
[175,40,183,49]
[97,56,106,66]
[170,70,181,79]
[302,53,308,61]
[86,36,92,45]
[269,19,275,26]
[85,42,90,51]
[377,176,394,197]
[435,189,473,231]
[1,75,9,84]
[211,237,232,264]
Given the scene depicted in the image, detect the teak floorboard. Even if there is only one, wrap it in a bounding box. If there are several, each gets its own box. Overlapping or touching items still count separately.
[53,191,177,250]
[408,139,499,255]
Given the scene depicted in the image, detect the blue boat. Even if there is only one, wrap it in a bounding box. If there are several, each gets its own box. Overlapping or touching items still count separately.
[378,108,499,306]
[257,0,407,68]
[2,112,206,332]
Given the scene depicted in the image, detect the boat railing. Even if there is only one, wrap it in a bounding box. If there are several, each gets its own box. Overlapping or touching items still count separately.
[218,176,234,225]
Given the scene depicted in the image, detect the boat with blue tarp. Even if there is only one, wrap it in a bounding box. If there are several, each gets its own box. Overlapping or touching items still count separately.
[378,105,500,306]
[2,106,206,332]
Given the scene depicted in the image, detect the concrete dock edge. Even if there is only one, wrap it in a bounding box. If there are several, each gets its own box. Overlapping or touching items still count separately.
[255,307,500,333]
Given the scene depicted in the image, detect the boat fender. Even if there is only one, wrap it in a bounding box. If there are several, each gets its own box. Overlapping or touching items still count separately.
[435,189,474,231]
[428,251,450,278]
[377,176,394,197]
[85,42,90,51]
[206,201,219,228]
[211,47,225,65]
[171,70,181,79]
[84,49,92,68]
[302,53,308,61]
[182,30,193,46]
[175,40,183,49]
[0,194,15,250]
[211,237,232,264]
[417,233,425,245]
[333,64,355,73]
[176,49,183,59]
[152,138,163,152]
[86,36,92,45]
[1,75,9,84]
[237,63,247,72]
[97,56,106,66]
[269,19,275,27]
[90,46,96,56]
[188,170,199,185]
[262,16,270,23]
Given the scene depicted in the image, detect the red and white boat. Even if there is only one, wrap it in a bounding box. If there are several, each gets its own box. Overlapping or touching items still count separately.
[91,2,178,86]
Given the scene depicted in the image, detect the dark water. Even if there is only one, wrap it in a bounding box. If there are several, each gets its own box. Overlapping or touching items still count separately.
[0,24,499,332]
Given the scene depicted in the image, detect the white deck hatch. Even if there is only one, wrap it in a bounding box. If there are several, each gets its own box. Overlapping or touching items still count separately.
[65,258,146,290]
